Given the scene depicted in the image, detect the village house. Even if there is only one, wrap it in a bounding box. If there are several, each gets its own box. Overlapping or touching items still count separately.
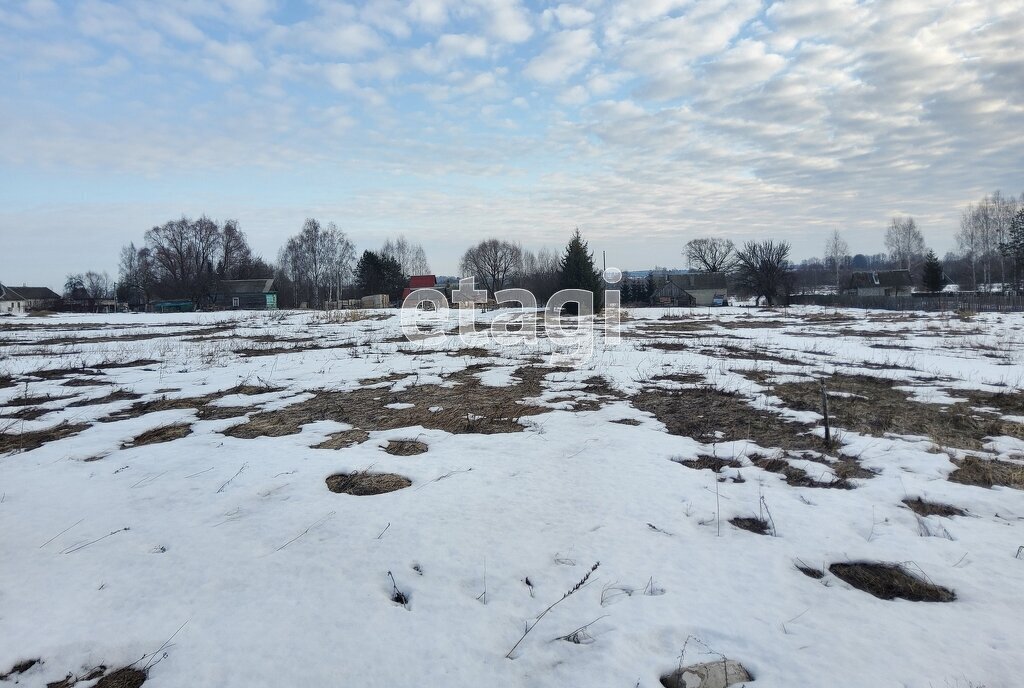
[652,272,729,307]
[212,279,278,310]
[0,284,61,314]
[844,270,914,297]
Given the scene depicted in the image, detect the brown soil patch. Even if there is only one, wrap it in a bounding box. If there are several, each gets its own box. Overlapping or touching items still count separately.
[774,373,1024,451]
[0,422,89,454]
[610,418,642,426]
[717,318,792,329]
[67,390,142,407]
[314,429,371,449]
[730,516,770,534]
[829,562,955,602]
[902,497,966,517]
[633,386,815,450]
[384,439,428,455]
[122,423,192,448]
[326,471,411,495]
[225,365,559,439]
[0,375,14,390]
[949,457,1024,490]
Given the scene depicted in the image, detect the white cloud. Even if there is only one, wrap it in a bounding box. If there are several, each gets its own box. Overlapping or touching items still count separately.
[523,28,597,83]
[541,4,595,30]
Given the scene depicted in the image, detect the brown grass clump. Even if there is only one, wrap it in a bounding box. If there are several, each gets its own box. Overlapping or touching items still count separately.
[730,516,770,534]
[4,393,75,407]
[751,454,853,489]
[225,365,557,439]
[633,386,815,450]
[0,422,89,455]
[384,439,428,455]
[774,373,1024,451]
[829,562,955,602]
[0,658,40,680]
[66,389,142,408]
[902,497,966,517]
[314,429,370,449]
[95,667,147,688]
[610,418,642,426]
[0,374,14,389]
[796,562,825,579]
[326,471,411,495]
[122,423,192,448]
[674,454,742,472]
[948,457,1024,490]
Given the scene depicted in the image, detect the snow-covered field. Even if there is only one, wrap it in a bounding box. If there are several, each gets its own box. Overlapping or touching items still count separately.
[2,306,1023,688]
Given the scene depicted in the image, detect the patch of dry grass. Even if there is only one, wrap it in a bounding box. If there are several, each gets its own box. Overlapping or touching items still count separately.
[730,516,770,534]
[383,439,428,455]
[225,365,559,439]
[902,497,966,517]
[774,373,1024,451]
[326,471,411,495]
[633,385,816,450]
[121,423,192,448]
[829,562,955,602]
[948,457,1024,490]
[0,422,89,455]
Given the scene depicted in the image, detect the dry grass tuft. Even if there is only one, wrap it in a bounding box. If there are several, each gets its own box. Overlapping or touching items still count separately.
[67,389,142,408]
[314,429,370,449]
[0,422,89,455]
[774,373,1024,451]
[902,497,966,517]
[948,457,1024,490]
[122,423,192,448]
[0,658,40,680]
[829,562,955,602]
[729,516,770,534]
[383,439,428,456]
[610,418,642,426]
[94,667,147,688]
[326,471,411,495]
[4,393,75,407]
[675,454,742,472]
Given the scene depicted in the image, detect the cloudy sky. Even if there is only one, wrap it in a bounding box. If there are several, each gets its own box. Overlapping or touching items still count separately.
[1,0,1022,287]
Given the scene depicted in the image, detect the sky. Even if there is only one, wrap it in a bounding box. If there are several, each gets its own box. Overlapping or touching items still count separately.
[1,0,1022,288]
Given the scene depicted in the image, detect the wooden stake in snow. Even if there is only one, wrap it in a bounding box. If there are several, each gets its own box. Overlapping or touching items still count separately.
[820,380,831,446]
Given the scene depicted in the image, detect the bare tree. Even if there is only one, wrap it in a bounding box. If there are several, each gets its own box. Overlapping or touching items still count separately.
[956,203,982,289]
[145,216,223,305]
[219,220,254,280]
[460,239,523,295]
[884,216,925,271]
[684,237,735,272]
[278,219,355,307]
[382,235,430,278]
[823,229,849,286]
[733,240,792,306]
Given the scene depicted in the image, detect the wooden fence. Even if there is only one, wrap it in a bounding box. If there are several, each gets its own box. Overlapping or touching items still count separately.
[788,293,1024,313]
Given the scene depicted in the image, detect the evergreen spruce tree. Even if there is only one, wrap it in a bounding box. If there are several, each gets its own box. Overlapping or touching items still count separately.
[921,249,944,293]
[1000,208,1024,291]
[557,228,603,313]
